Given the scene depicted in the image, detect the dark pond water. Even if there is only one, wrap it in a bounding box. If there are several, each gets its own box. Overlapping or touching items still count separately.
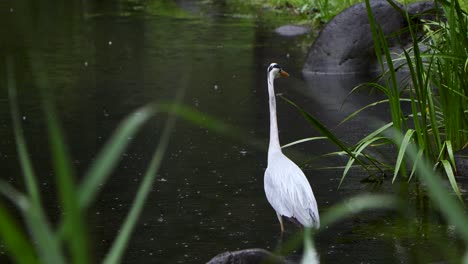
[1,1,465,263]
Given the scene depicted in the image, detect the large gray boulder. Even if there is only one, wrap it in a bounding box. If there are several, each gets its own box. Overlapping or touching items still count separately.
[302,1,437,74]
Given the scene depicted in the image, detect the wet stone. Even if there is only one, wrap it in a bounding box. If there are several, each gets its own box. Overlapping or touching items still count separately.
[207,248,290,264]
[275,25,311,37]
[302,1,438,74]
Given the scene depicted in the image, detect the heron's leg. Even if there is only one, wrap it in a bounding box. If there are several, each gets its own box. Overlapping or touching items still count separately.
[276,213,284,233]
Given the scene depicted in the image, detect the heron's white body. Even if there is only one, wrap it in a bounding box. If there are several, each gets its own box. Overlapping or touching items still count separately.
[263,63,320,229]
[264,152,319,227]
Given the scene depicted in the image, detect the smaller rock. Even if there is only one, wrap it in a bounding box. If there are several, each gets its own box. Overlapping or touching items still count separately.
[275,25,310,37]
[207,248,287,264]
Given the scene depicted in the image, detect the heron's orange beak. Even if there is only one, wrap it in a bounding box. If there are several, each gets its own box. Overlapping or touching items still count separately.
[279,70,289,77]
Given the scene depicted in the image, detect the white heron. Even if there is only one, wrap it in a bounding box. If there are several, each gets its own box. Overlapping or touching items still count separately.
[264,63,320,233]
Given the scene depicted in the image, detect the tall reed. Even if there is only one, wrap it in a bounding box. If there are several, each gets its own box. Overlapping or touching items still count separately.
[289,0,468,194]
[361,0,467,193]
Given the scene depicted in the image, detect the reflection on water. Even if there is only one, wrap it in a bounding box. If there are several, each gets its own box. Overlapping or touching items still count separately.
[0,1,464,263]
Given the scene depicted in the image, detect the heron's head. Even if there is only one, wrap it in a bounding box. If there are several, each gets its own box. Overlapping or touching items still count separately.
[267,63,289,79]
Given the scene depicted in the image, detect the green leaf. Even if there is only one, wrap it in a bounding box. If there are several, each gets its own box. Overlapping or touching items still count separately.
[279,194,397,258]
[282,137,327,149]
[0,181,28,211]
[320,194,397,228]
[103,110,175,264]
[348,82,390,97]
[79,104,158,209]
[7,57,66,264]
[354,122,393,147]
[30,54,88,264]
[280,96,376,180]
[445,141,456,172]
[408,148,424,182]
[300,228,319,264]
[390,130,468,243]
[158,103,230,134]
[103,90,185,264]
[0,201,38,264]
[440,160,462,201]
[393,129,415,183]
[338,99,389,127]
[7,58,41,209]
[341,136,385,188]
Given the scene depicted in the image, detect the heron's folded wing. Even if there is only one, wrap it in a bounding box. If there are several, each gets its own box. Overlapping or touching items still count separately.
[264,168,294,218]
[265,160,320,228]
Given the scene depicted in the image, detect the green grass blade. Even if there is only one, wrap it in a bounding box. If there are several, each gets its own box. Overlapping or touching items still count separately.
[354,122,393,147]
[0,201,38,264]
[436,142,447,164]
[6,58,42,209]
[300,228,319,264]
[407,76,425,156]
[365,0,384,69]
[438,84,468,100]
[75,99,284,240]
[426,82,442,151]
[277,194,397,258]
[0,181,28,211]
[341,136,385,187]
[299,150,346,168]
[157,103,274,154]
[366,0,407,135]
[7,57,66,264]
[446,140,456,172]
[338,99,390,126]
[440,160,462,200]
[379,23,404,131]
[348,82,390,97]
[340,82,390,113]
[390,130,468,243]
[103,86,186,264]
[44,105,88,264]
[158,103,230,134]
[79,104,158,209]
[280,96,374,176]
[320,194,397,228]
[282,137,327,149]
[393,129,415,183]
[305,150,393,171]
[102,104,177,264]
[408,148,424,182]
[31,55,88,264]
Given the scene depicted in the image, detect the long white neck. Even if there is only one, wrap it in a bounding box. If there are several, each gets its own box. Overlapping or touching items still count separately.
[267,72,282,161]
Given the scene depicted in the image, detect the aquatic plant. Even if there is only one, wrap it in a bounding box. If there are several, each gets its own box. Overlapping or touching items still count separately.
[286,0,467,195]
[297,127,468,263]
[352,0,468,193]
[224,0,430,23]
